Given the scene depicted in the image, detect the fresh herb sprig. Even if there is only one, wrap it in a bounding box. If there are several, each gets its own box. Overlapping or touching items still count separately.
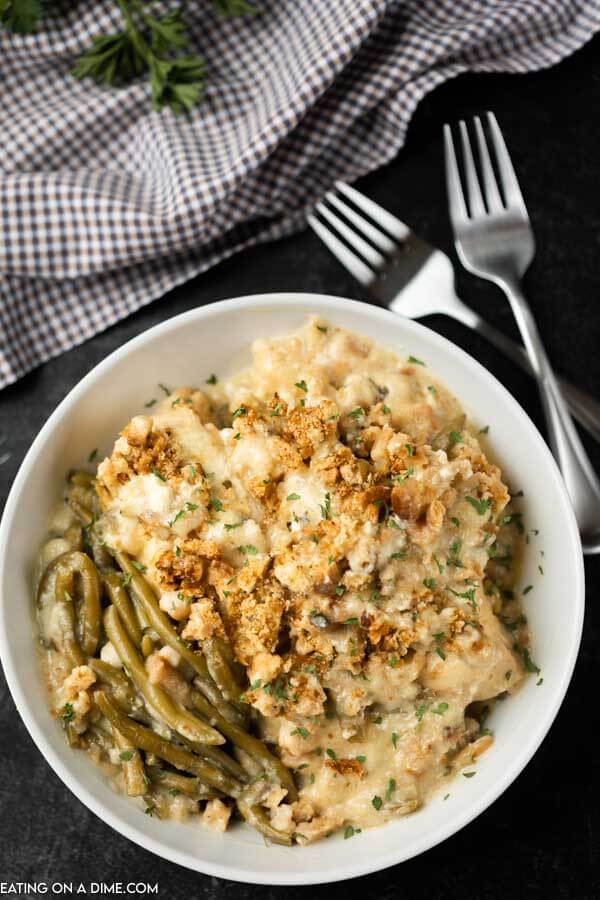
[0,1,258,115]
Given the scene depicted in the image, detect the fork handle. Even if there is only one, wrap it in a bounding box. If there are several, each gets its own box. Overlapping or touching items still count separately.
[499,279,600,552]
[448,297,600,446]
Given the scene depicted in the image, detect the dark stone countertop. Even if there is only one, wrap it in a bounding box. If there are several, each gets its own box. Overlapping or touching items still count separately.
[1,33,599,900]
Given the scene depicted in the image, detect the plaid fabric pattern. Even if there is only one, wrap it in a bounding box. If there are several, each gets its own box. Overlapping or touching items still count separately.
[1,0,599,389]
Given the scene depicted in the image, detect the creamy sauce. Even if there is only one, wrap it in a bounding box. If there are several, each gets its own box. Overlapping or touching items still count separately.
[38,317,530,842]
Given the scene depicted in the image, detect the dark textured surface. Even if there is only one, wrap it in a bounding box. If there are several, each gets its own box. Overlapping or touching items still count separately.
[1,34,600,899]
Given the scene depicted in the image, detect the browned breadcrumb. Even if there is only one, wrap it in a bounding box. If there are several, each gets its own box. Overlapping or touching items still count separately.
[284,401,338,459]
[156,549,205,591]
[222,576,285,664]
[325,757,365,777]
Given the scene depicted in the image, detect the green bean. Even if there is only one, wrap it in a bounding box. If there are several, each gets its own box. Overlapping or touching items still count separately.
[104,605,224,746]
[191,690,297,802]
[53,570,86,668]
[113,552,249,726]
[114,730,147,797]
[147,767,217,799]
[85,724,115,754]
[113,551,211,680]
[68,498,94,527]
[88,658,140,714]
[69,470,96,487]
[45,551,102,657]
[236,798,292,846]
[191,743,248,783]
[95,692,242,797]
[38,551,101,662]
[103,572,143,647]
[141,634,155,657]
[202,637,246,707]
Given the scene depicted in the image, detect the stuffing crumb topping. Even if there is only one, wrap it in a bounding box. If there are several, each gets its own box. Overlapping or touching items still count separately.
[82,317,530,839]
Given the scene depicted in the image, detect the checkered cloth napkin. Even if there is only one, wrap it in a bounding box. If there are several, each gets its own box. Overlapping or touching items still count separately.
[1,0,599,389]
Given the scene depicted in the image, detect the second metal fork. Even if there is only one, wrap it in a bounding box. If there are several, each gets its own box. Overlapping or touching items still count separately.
[444,112,600,553]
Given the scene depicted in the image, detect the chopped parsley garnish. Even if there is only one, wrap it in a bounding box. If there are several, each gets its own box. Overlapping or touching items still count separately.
[448,430,462,446]
[408,355,425,366]
[523,584,533,595]
[463,772,476,779]
[119,750,134,761]
[151,467,166,482]
[290,727,309,739]
[326,748,337,760]
[210,497,224,512]
[238,544,258,555]
[433,554,444,574]
[415,703,428,722]
[131,561,146,572]
[447,537,463,567]
[231,405,247,420]
[344,826,360,839]
[427,385,437,395]
[432,702,449,716]
[383,404,391,414]
[343,617,359,627]
[88,448,98,463]
[144,398,157,408]
[287,493,300,501]
[391,551,407,560]
[465,495,491,515]
[372,795,383,811]
[448,585,477,612]
[451,516,460,527]
[320,492,332,520]
[144,805,157,816]
[122,572,132,587]
[479,425,490,434]
[316,325,328,333]
[62,703,75,722]
[523,648,540,674]
[435,646,446,660]
[158,383,170,396]
[224,522,242,531]
[391,732,399,748]
[187,464,196,482]
[385,779,396,801]
[348,407,364,419]
[206,374,218,385]
[356,755,366,764]
[423,577,436,591]
[168,510,185,527]
[295,380,308,392]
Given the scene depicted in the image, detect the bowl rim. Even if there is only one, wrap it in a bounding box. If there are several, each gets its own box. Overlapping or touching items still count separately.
[0,292,585,885]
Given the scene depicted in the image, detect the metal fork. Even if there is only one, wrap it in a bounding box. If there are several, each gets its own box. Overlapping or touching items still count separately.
[444,112,600,553]
[307,182,600,445]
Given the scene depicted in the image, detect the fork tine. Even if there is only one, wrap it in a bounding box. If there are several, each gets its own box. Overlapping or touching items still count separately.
[486,112,528,215]
[443,124,469,224]
[315,202,387,269]
[458,120,485,217]
[335,181,410,242]
[473,116,503,212]
[325,191,396,254]
[307,213,376,287]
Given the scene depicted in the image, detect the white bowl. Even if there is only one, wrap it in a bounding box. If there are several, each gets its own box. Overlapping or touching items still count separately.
[0,293,584,885]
